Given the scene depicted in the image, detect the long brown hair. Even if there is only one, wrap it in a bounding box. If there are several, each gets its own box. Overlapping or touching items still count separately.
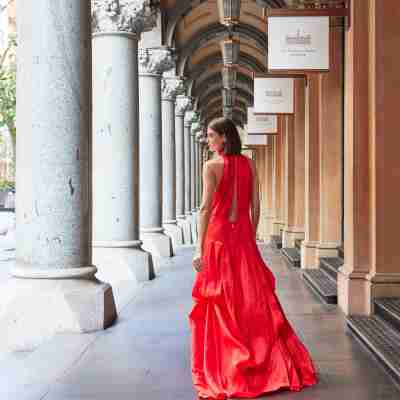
[208,117,242,155]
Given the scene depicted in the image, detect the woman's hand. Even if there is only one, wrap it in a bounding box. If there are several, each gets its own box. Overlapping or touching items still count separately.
[192,248,204,272]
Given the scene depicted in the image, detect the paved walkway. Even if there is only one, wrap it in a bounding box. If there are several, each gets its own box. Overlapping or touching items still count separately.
[0,244,399,400]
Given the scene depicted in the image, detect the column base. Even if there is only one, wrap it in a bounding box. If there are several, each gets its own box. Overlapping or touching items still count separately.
[190,212,198,243]
[272,221,284,236]
[338,269,400,316]
[0,277,117,352]
[368,272,400,301]
[257,211,265,240]
[316,242,341,258]
[264,215,275,244]
[163,222,184,250]
[338,267,371,315]
[93,242,155,283]
[141,231,173,258]
[282,228,305,248]
[300,241,319,269]
[177,217,192,244]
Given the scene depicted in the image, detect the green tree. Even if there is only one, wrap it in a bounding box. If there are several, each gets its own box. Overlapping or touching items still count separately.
[0,33,16,176]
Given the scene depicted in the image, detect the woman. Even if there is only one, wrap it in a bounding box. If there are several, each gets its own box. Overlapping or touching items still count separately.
[189,118,318,399]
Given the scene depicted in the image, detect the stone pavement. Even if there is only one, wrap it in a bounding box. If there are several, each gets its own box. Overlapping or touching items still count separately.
[0,244,399,400]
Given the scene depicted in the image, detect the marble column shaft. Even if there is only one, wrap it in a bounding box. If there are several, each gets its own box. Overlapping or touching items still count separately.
[175,96,193,244]
[138,46,174,257]
[272,116,286,236]
[283,79,306,249]
[184,112,197,216]
[339,0,400,315]
[265,136,275,241]
[161,76,185,249]
[92,0,156,282]
[4,0,116,351]
[184,121,192,217]
[161,77,184,224]
[317,24,344,258]
[190,130,196,212]
[175,96,192,220]
[301,75,321,269]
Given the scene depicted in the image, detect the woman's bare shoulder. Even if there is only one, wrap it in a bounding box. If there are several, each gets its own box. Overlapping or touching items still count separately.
[205,157,224,168]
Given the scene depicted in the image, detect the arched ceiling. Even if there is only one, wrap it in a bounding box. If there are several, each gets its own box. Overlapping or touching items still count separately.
[161,0,346,126]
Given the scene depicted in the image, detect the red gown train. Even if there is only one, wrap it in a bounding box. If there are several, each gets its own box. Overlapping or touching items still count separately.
[188,153,318,399]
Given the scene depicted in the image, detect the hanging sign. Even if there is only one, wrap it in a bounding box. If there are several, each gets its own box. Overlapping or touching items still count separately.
[267,16,329,72]
[247,107,277,134]
[245,133,268,146]
[253,77,294,114]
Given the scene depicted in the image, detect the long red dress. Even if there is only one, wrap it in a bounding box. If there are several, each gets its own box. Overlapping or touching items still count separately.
[189,153,318,399]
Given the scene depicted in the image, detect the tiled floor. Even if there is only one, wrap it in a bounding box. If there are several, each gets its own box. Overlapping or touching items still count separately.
[0,244,399,399]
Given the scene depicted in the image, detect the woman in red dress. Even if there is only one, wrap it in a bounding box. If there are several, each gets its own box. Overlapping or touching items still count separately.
[189,118,318,399]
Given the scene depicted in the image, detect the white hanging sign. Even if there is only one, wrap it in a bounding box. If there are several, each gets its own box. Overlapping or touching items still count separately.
[253,77,294,114]
[267,16,329,71]
[247,107,277,134]
[244,133,268,146]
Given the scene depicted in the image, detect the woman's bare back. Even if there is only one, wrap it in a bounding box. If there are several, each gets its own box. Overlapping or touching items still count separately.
[208,155,256,223]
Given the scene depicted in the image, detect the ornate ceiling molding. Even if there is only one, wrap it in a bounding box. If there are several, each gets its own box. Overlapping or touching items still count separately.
[193,71,253,94]
[176,22,266,74]
[165,0,281,46]
[186,53,263,84]
[197,86,252,109]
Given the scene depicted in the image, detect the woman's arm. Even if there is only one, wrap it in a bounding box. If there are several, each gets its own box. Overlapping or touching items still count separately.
[193,161,216,267]
[249,159,260,236]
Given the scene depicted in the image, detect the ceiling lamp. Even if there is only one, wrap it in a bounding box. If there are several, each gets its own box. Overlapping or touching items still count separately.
[223,106,234,119]
[221,66,237,89]
[217,0,241,27]
[222,88,237,108]
[220,37,240,66]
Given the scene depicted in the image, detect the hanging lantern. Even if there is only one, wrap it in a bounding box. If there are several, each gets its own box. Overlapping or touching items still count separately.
[217,0,241,27]
[223,106,234,119]
[221,66,237,89]
[220,38,240,66]
[222,88,237,108]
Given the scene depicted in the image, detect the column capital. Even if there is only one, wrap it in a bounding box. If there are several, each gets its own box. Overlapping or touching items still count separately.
[184,110,199,127]
[195,130,205,142]
[162,76,185,101]
[138,47,175,76]
[191,121,202,137]
[175,95,193,117]
[92,0,157,37]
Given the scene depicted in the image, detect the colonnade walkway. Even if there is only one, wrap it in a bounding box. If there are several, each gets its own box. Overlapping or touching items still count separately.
[1,244,399,400]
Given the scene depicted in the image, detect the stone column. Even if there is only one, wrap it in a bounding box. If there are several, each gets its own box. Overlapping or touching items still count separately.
[301,75,321,269]
[92,0,155,287]
[190,122,201,243]
[182,111,197,243]
[196,135,203,208]
[283,79,306,248]
[282,115,295,249]
[265,136,275,242]
[175,95,193,243]
[198,137,206,206]
[316,24,344,260]
[2,0,116,351]
[161,76,185,251]
[272,116,286,236]
[293,80,306,244]
[256,148,265,240]
[138,47,174,258]
[338,0,400,315]
[191,128,196,214]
